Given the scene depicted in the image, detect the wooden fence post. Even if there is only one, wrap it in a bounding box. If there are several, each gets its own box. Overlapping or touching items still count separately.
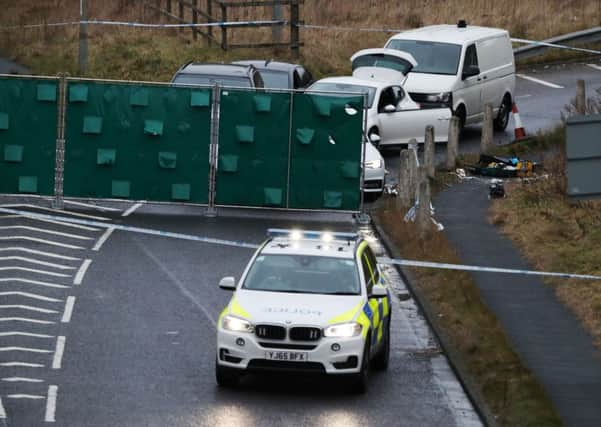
[221,3,228,50]
[178,0,184,33]
[207,0,213,47]
[424,125,435,179]
[398,150,411,207]
[481,102,494,154]
[192,0,198,40]
[407,139,418,202]
[416,168,431,238]
[447,116,460,171]
[290,0,300,58]
[576,79,586,114]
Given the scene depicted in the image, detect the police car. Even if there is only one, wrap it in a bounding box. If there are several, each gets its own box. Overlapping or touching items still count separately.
[216,229,391,392]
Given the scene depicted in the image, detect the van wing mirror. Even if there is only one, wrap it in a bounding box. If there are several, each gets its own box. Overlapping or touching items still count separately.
[370,285,388,299]
[219,276,236,290]
[462,65,480,80]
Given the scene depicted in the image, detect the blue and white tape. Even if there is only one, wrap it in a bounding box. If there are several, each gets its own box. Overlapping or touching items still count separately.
[1,205,599,281]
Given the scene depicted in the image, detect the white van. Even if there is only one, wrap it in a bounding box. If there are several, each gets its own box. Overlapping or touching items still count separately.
[385,21,515,131]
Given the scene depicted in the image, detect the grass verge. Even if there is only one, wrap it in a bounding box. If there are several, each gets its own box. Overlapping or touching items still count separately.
[373,193,562,426]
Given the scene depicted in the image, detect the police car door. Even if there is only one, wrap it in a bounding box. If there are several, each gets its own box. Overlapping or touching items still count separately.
[361,245,384,350]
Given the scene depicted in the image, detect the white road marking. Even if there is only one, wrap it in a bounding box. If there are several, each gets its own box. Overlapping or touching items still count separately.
[0,362,45,367]
[0,305,59,314]
[515,94,532,99]
[0,214,100,231]
[0,256,76,270]
[73,259,92,285]
[516,73,564,89]
[0,278,69,289]
[63,200,120,212]
[6,394,45,399]
[0,247,81,261]
[0,266,71,278]
[122,202,143,217]
[52,336,65,369]
[61,297,75,323]
[2,377,44,383]
[45,385,58,422]
[0,291,63,303]
[0,317,55,325]
[0,236,85,250]
[0,225,93,240]
[0,204,110,221]
[0,346,52,353]
[93,226,115,251]
[0,332,54,338]
[587,63,601,71]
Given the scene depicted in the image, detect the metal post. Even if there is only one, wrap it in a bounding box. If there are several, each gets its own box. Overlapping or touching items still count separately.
[359,92,368,214]
[78,0,88,75]
[272,2,283,43]
[285,91,294,209]
[207,0,213,47]
[576,79,586,114]
[424,125,435,179]
[290,0,300,58]
[220,3,228,50]
[481,102,494,154]
[446,116,460,171]
[192,0,198,40]
[206,84,220,217]
[53,75,68,210]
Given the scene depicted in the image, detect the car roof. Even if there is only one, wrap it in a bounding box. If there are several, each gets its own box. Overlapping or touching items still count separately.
[177,63,253,77]
[311,76,387,89]
[387,24,508,45]
[234,60,300,72]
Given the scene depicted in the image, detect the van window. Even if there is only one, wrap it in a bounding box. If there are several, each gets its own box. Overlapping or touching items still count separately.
[385,39,462,75]
[463,44,479,72]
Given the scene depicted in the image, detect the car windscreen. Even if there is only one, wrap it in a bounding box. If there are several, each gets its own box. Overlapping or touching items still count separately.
[352,53,413,75]
[172,73,252,88]
[307,82,376,108]
[242,254,361,295]
[385,40,462,75]
[257,70,290,89]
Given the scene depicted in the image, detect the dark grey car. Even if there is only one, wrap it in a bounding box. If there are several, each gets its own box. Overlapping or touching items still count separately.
[171,63,264,88]
[233,60,313,90]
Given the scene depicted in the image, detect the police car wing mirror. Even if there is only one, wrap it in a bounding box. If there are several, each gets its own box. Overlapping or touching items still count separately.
[370,285,388,298]
[219,276,236,291]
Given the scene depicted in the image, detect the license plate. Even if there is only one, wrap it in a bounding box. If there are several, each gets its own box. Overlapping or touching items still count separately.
[265,351,308,362]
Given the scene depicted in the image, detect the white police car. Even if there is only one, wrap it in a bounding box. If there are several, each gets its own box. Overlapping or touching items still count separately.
[216,229,391,392]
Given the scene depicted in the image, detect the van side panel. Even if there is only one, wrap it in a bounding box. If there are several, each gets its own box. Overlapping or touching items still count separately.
[477,34,515,114]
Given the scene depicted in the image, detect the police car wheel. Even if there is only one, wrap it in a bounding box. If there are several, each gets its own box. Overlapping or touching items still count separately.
[351,341,370,393]
[215,359,241,387]
[373,318,390,371]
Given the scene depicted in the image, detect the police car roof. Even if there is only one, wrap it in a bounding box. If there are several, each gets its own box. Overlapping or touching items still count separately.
[262,238,357,258]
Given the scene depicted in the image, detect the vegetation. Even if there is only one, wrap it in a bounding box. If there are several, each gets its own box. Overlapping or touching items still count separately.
[2,0,601,80]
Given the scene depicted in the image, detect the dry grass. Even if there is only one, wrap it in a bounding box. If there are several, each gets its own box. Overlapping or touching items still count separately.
[374,196,562,426]
[2,0,601,79]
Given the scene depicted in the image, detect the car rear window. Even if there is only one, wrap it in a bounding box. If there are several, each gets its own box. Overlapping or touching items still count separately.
[242,254,360,295]
[385,40,462,75]
[257,70,290,89]
[172,74,252,88]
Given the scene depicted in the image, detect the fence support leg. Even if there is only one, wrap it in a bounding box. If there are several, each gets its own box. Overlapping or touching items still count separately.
[206,84,220,217]
[53,74,68,210]
[481,102,494,154]
[447,116,460,171]
[576,79,586,114]
[424,125,435,179]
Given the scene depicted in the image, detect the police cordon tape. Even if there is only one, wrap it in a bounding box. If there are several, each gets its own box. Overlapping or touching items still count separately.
[2,205,601,281]
[1,19,601,56]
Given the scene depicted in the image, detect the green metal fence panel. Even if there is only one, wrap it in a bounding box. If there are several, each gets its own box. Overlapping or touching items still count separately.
[63,80,212,203]
[288,93,364,210]
[0,77,58,196]
[216,89,291,207]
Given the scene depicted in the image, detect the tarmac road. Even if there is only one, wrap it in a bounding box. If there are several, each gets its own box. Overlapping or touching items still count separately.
[0,201,481,427]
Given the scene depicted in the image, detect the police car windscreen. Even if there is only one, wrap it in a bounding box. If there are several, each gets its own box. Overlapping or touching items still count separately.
[242,255,360,295]
[385,40,462,75]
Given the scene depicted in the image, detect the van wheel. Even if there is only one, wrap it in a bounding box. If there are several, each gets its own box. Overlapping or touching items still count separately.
[494,96,511,132]
[453,106,466,133]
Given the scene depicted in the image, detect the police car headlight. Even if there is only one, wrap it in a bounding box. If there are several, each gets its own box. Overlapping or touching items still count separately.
[222,315,254,333]
[323,322,362,338]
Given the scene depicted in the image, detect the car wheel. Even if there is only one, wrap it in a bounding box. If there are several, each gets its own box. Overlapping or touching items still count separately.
[372,318,390,371]
[494,96,511,132]
[215,358,240,387]
[351,340,370,393]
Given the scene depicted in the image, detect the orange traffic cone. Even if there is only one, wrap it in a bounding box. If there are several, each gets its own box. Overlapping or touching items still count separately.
[512,103,527,141]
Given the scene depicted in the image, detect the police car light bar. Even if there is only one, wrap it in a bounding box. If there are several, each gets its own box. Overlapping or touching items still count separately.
[267,228,358,242]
